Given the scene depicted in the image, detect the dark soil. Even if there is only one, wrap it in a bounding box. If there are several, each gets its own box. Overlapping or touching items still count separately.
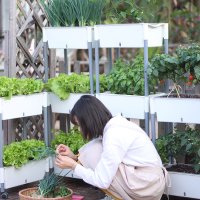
[166,164,200,174]
[161,93,200,98]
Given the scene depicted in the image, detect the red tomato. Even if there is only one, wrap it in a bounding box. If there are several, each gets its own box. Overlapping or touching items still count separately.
[189,74,194,81]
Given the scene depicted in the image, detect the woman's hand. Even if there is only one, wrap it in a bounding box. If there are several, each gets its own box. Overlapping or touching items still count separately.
[55,154,77,170]
[56,144,77,161]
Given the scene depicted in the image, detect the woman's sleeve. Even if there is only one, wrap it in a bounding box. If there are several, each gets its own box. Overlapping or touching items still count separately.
[73,127,134,189]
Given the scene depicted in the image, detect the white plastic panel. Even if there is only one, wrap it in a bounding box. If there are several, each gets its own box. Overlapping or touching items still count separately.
[0,93,46,120]
[169,171,200,199]
[4,159,48,189]
[96,93,147,119]
[50,93,87,114]
[152,97,200,123]
[94,23,167,48]
[43,27,92,49]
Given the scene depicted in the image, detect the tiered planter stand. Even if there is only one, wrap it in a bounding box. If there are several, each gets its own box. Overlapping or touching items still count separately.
[0,92,51,198]
[94,23,168,134]
[43,26,95,178]
[150,94,200,198]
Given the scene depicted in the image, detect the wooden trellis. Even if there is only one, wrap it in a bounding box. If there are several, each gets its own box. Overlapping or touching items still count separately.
[16,0,48,78]
[4,0,51,143]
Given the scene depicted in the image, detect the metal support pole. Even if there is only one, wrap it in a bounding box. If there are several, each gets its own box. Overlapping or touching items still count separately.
[22,117,27,140]
[64,48,68,74]
[43,106,50,147]
[108,48,112,73]
[163,38,173,134]
[0,113,5,193]
[95,40,100,94]
[144,40,149,135]
[164,39,168,54]
[151,113,156,145]
[43,42,49,83]
[0,114,3,168]
[115,48,120,59]
[88,42,94,94]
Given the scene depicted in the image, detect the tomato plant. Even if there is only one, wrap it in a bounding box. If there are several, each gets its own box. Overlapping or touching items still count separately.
[176,44,200,84]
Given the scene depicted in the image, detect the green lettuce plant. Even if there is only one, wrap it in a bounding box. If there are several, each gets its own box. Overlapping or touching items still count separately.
[3,139,46,168]
[0,77,44,99]
[44,73,90,100]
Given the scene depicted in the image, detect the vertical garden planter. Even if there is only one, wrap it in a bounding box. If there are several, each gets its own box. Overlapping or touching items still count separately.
[43,26,94,94]
[2,158,49,189]
[0,92,50,196]
[96,93,148,119]
[150,94,200,123]
[94,23,168,135]
[0,92,47,119]
[43,27,92,49]
[151,94,200,199]
[49,93,92,114]
[168,171,200,198]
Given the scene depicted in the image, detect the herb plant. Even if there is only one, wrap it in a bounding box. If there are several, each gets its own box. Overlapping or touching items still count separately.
[106,56,155,95]
[37,171,71,198]
[41,0,105,27]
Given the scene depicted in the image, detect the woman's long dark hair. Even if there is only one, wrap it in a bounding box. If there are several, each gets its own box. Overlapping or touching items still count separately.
[70,95,112,140]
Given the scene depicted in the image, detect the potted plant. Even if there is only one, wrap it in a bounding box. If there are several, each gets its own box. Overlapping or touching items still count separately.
[155,127,200,198]
[18,171,73,200]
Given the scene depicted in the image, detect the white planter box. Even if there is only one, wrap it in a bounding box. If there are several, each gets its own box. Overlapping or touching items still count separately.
[50,93,90,114]
[150,94,200,123]
[43,27,93,49]
[96,93,149,119]
[168,171,200,198]
[0,92,48,120]
[94,23,168,48]
[2,158,49,189]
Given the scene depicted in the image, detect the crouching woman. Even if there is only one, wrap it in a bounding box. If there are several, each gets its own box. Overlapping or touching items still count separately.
[55,95,170,200]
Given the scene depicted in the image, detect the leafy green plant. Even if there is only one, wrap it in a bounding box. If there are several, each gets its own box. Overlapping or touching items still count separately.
[45,73,90,100]
[103,0,144,24]
[37,171,71,198]
[106,56,155,95]
[3,139,46,168]
[156,128,200,173]
[51,127,87,154]
[0,77,44,99]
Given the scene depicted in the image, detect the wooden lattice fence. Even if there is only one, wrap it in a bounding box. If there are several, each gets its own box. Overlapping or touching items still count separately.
[4,0,51,143]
